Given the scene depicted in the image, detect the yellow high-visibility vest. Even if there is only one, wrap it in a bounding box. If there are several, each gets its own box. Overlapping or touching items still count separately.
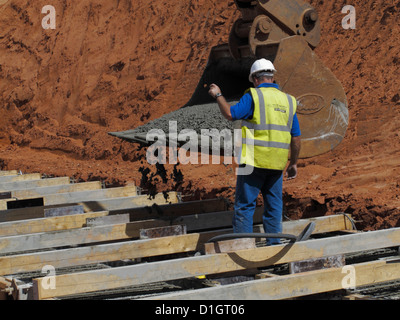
[240,87,297,170]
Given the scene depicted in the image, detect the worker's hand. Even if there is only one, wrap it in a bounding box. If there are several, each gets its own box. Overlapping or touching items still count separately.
[208,84,221,99]
[285,164,298,180]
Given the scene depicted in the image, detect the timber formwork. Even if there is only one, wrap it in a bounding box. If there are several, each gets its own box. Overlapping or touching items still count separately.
[0,171,400,300]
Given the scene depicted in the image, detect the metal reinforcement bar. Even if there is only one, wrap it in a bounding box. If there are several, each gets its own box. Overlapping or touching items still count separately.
[149,260,400,300]
[31,226,400,300]
[0,215,349,276]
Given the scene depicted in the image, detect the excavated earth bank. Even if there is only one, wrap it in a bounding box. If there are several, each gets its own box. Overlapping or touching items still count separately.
[0,0,399,230]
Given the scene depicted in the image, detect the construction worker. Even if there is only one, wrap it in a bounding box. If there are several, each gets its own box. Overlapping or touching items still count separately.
[208,58,301,245]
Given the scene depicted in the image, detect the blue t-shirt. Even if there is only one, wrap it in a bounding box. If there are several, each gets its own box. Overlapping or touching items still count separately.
[230,83,301,137]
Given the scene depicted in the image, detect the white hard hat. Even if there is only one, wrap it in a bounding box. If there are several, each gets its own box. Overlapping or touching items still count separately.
[249,58,277,83]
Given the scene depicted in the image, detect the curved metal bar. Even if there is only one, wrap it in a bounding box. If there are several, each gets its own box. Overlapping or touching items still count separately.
[207,222,316,244]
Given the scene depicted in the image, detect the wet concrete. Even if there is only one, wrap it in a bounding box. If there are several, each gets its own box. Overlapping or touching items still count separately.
[131,101,238,135]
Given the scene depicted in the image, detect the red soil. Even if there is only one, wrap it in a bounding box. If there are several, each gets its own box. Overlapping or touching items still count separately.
[0,0,399,230]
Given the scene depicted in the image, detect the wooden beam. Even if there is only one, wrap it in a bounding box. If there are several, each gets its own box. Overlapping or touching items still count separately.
[11,181,102,199]
[0,233,204,277]
[0,206,350,238]
[0,186,138,210]
[140,224,187,239]
[0,177,71,192]
[0,170,18,177]
[79,192,180,212]
[204,238,256,254]
[150,260,400,300]
[0,205,73,223]
[0,192,179,223]
[0,173,41,184]
[41,186,138,206]
[0,211,109,237]
[32,219,395,300]
[177,211,352,234]
[44,205,85,217]
[0,219,173,255]
[0,215,350,276]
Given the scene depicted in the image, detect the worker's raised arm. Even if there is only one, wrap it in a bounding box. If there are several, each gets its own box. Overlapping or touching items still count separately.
[208,84,233,121]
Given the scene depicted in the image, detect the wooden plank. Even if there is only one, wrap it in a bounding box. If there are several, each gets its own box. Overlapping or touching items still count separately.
[32,220,396,300]
[41,186,138,206]
[150,260,400,300]
[0,207,350,238]
[0,219,173,254]
[0,233,204,276]
[44,205,85,217]
[0,170,18,176]
[0,186,138,210]
[0,215,350,276]
[11,181,102,199]
[0,177,71,192]
[110,198,227,221]
[80,192,180,212]
[140,225,187,239]
[0,206,45,223]
[204,238,256,254]
[0,192,179,223]
[0,197,223,232]
[0,211,109,237]
[173,210,352,234]
[86,214,130,227]
[0,173,41,184]
[179,211,352,234]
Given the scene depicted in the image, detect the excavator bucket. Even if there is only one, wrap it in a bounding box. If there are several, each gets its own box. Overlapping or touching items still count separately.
[110,0,348,159]
[273,36,348,158]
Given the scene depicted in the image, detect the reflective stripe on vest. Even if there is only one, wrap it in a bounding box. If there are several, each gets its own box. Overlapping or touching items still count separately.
[242,88,294,132]
[240,87,296,170]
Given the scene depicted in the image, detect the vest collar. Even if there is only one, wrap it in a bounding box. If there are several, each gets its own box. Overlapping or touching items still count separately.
[257,83,280,90]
